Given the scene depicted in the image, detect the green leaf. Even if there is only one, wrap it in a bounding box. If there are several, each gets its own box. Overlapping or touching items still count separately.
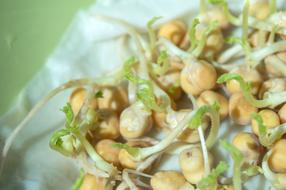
[71,169,85,190]
[220,140,243,190]
[191,20,219,57]
[242,165,263,177]
[208,0,226,5]
[217,73,253,92]
[49,128,76,157]
[147,16,162,54]
[189,102,220,129]
[112,143,140,157]
[123,56,138,83]
[220,140,243,163]
[251,113,267,137]
[152,50,170,76]
[198,161,229,190]
[124,57,165,111]
[157,50,169,65]
[188,18,200,51]
[95,90,104,98]
[136,79,165,112]
[147,16,162,29]
[60,103,74,127]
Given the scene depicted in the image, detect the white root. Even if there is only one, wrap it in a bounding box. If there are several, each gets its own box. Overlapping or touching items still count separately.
[264,55,286,77]
[137,152,161,172]
[1,79,95,161]
[122,170,139,190]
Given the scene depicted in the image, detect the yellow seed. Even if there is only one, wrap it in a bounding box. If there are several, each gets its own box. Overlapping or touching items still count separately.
[158,20,187,46]
[94,111,120,140]
[249,1,270,20]
[251,109,280,135]
[269,139,286,173]
[226,66,262,95]
[180,60,217,96]
[258,78,286,99]
[279,103,286,123]
[96,139,121,167]
[80,174,112,190]
[69,87,97,115]
[179,147,213,184]
[197,90,229,119]
[229,93,258,125]
[232,132,262,165]
[195,24,224,55]
[151,171,187,190]
[200,8,229,29]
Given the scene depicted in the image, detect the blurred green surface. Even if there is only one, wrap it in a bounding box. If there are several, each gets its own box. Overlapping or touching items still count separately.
[0,0,94,115]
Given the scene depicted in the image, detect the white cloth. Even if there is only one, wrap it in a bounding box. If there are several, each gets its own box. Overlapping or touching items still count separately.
[0,0,284,189]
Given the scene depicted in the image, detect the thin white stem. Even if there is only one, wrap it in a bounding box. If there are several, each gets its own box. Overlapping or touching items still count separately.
[198,126,210,175]
[218,45,244,64]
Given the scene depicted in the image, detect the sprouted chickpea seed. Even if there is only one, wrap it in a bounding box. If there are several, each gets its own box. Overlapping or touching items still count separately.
[3,0,286,189]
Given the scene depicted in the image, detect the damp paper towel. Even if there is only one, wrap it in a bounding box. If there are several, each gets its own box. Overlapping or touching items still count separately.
[0,0,283,189]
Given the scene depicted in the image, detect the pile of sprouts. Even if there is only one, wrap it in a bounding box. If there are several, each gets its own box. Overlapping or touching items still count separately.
[2,0,286,189]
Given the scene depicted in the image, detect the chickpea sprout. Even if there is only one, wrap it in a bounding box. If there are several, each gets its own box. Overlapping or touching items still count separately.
[179,147,213,185]
[229,93,258,125]
[150,171,187,190]
[180,60,217,96]
[197,90,229,119]
[158,20,187,47]
[232,132,262,165]
[251,109,280,136]
[269,139,286,173]
[119,101,153,139]
[95,139,121,167]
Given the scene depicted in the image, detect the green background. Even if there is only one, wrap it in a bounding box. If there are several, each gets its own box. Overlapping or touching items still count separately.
[0,0,94,115]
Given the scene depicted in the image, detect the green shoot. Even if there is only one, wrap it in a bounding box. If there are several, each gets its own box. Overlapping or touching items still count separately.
[189,102,220,148]
[49,129,77,157]
[188,18,200,51]
[123,56,138,83]
[95,90,104,98]
[220,140,243,190]
[147,16,162,54]
[124,57,165,112]
[217,73,286,108]
[251,113,286,147]
[60,103,74,127]
[242,0,250,43]
[192,20,219,57]
[225,36,251,60]
[200,0,206,15]
[241,165,263,181]
[268,24,280,44]
[198,161,229,190]
[208,0,239,25]
[269,0,277,15]
[71,169,85,190]
[152,50,170,76]
[121,105,218,161]
[136,80,165,112]
[262,150,286,189]
[112,143,140,157]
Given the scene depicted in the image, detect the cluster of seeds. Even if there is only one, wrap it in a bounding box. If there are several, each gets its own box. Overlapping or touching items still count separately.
[3,0,286,190]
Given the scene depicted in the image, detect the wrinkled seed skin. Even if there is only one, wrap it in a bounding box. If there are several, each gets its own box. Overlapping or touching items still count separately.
[158,20,187,46]
[229,93,258,125]
[151,171,187,190]
[80,174,112,190]
[96,139,121,167]
[269,139,286,173]
[251,109,280,135]
[232,132,262,165]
